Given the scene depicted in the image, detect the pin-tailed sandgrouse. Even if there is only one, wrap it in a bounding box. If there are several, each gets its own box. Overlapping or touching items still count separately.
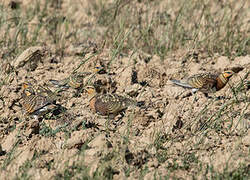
[20,82,57,120]
[49,66,102,90]
[85,85,141,117]
[171,70,234,96]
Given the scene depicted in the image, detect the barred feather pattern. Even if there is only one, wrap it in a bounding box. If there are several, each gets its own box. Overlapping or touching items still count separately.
[20,83,56,119]
[49,72,91,89]
[86,86,137,116]
[49,66,103,90]
[171,70,234,93]
[91,94,136,116]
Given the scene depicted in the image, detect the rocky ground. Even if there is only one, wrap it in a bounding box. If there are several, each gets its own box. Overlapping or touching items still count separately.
[0,0,249,179]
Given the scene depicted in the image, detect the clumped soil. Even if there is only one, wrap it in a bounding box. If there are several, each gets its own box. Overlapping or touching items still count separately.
[0,0,249,179]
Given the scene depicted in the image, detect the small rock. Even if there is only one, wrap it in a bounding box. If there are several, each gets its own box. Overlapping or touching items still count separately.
[12,46,45,70]
[124,84,141,96]
[64,130,89,149]
[24,119,40,137]
[0,144,6,156]
[88,134,106,149]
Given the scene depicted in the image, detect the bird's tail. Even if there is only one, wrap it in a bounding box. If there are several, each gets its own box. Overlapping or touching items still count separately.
[170,79,193,89]
[136,101,146,107]
[125,99,146,108]
[49,79,69,90]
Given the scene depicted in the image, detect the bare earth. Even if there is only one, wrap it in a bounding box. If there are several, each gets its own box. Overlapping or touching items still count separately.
[0,0,249,179]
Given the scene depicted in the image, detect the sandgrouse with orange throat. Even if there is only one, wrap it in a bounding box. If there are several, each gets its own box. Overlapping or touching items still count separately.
[85,85,141,117]
[20,82,57,120]
[171,70,234,96]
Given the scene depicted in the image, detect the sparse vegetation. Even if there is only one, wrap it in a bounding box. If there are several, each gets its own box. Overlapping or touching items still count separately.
[0,0,249,179]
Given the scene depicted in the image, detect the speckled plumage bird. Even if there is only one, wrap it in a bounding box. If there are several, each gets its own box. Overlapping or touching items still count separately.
[49,66,103,90]
[20,82,57,120]
[171,70,234,95]
[85,85,139,117]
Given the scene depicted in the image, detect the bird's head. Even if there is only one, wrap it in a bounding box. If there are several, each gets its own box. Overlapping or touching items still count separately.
[93,65,106,74]
[84,85,97,97]
[22,82,35,96]
[222,70,234,79]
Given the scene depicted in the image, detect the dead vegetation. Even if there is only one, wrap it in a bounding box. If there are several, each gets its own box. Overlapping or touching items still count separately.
[0,0,249,179]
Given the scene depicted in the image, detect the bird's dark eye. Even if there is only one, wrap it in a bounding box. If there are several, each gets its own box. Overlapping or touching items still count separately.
[225,71,234,77]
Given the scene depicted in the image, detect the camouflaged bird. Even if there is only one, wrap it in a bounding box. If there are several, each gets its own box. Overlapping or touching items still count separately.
[49,66,103,90]
[85,85,139,117]
[20,82,57,120]
[171,70,234,95]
